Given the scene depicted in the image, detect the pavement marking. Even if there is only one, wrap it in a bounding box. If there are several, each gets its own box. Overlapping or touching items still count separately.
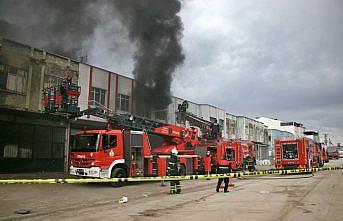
[0,167,342,184]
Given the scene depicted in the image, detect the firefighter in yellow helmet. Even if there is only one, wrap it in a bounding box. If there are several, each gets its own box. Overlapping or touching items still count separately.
[167,148,181,194]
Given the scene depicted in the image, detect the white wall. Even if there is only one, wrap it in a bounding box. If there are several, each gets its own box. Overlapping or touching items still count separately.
[78,63,91,111]
[78,63,134,122]
[256,117,282,130]
[282,125,305,138]
[256,117,305,139]
[117,76,132,96]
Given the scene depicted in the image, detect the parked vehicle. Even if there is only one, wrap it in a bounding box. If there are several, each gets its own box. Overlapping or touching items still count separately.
[327,146,339,159]
[274,138,323,169]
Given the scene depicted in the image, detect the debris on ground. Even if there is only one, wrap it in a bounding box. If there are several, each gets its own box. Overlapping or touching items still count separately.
[119,196,128,204]
[15,209,31,215]
[259,190,270,195]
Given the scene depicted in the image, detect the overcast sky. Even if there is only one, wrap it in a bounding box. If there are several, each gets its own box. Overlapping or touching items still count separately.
[89,0,343,143]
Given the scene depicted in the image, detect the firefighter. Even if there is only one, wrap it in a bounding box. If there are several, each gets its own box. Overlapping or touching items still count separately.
[60,77,68,106]
[168,148,181,194]
[216,157,232,193]
[66,75,72,85]
[210,119,220,139]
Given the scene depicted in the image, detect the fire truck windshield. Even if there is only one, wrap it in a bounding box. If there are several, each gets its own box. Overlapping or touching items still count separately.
[72,134,99,152]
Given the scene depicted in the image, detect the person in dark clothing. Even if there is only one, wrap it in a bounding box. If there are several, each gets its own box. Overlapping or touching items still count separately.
[216,160,232,193]
[167,148,181,194]
[210,119,220,139]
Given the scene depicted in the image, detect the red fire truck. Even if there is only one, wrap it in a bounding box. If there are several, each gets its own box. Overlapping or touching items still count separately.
[176,103,256,172]
[327,145,339,159]
[274,138,323,169]
[69,115,208,181]
[321,145,329,163]
[44,82,255,182]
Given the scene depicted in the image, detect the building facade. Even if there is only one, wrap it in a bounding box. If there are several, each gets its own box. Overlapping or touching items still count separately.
[236,116,269,160]
[268,129,294,160]
[256,117,305,160]
[0,38,78,173]
[0,38,277,173]
[225,113,237,140]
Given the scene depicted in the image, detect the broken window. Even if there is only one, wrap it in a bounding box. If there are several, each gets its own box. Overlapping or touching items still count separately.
[0,63,27,94]
[0,64,6,89]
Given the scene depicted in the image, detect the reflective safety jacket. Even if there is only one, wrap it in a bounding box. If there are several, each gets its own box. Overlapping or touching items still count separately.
[167,155,180,176]
[216,161,232,174]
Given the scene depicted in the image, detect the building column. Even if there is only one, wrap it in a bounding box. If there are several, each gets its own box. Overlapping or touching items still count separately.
[87,66,93,118]
[38,64,45,111]
[25,65,33,109]
[114,75,118,112]
[64,121,71,173]
[107,72,111,110]
[131,79,134,113]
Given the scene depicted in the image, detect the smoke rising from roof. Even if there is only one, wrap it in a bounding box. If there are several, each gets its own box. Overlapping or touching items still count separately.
[0,0,185,117]
[0,0,100,59]
[112,0,185,117]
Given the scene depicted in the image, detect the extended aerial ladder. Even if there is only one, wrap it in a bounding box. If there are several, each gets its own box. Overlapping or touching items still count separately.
[44,81,208,178]
[176,100,221,140]
[43,81,202,156]
[43,79,171,134]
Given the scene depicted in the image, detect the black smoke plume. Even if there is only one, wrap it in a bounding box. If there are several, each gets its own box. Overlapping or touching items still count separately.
[111,0,185,117]
[0,0,98,59]
[0,0,185,118]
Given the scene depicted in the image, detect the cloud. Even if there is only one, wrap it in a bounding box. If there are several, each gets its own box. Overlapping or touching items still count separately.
[172,0,343,143]
[2,0,340,143]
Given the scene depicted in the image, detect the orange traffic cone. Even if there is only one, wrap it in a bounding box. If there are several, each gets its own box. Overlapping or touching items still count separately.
[220,179,235,189]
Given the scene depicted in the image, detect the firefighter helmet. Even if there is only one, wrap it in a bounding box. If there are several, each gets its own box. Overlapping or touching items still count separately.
[171,148,178,156]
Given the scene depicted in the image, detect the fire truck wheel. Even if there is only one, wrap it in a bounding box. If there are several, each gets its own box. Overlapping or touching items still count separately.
[111,168,127,187]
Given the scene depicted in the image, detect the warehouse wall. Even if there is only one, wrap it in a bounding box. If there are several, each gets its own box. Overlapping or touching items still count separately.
[0,38,77,173]
[0,38,78,112]
[78,63,134,112]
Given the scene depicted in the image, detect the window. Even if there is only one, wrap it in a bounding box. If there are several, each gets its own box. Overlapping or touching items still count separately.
[282,143,299,160]
[219,119,224,127]
[116,93,130,112]
[155,110,167,121]
[225,148,235,161]
[72,134,99,152]
[102,135,117,150]
[0,64,7,89]
[0,63,27,94]
[90,87,106,107]
[3,144,18,158]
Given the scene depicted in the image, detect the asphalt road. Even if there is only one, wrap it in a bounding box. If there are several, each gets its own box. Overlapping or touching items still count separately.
[1,159,342,221]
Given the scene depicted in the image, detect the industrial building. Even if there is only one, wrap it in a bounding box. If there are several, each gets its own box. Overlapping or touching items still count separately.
[256,117,305,160]
[235,116,269,160]
[0,39,78,173]
[1,38,272,173]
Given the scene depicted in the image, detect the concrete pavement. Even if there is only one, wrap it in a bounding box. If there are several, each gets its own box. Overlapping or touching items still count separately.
[0,159,342,221]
